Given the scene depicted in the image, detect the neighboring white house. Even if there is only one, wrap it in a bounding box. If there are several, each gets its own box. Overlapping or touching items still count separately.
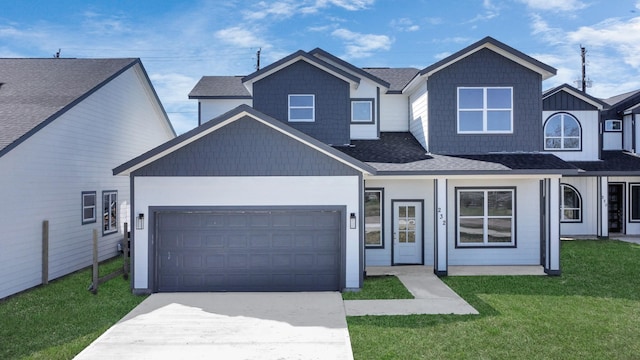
[0,58,176,299]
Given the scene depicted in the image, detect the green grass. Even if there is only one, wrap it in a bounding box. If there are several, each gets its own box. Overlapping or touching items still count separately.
[0,257,146,360]
[342,275,414,300]
[347,240,640,359]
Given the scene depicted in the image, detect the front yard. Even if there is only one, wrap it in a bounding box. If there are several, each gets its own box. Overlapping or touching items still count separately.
[1,240,638,359]
[348,240,640,359]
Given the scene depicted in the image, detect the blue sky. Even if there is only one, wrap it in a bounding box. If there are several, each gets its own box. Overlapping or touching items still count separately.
[2,0,640,134]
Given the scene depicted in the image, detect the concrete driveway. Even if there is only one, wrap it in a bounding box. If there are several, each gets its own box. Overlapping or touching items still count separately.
[74,292,353,360]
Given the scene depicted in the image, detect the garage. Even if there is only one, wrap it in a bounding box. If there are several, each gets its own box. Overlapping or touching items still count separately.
[154,208,343,292]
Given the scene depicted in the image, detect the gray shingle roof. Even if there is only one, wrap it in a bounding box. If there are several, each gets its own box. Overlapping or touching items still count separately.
[601,89,640,106]
[363,68,420,93]
[188,76,251,99]
[0,58,139,155]
[569,151,640,175]
[334,132,578,175]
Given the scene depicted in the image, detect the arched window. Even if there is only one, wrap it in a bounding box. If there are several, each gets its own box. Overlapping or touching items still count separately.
[544,113,581,150]
[561,184,581,222]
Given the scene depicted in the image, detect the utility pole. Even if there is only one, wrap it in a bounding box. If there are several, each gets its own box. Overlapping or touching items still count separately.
[256,48,261,71]
[580,45,586,92]
[54,49,61,58]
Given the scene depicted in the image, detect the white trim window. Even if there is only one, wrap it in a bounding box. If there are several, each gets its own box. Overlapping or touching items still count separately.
[351,100,373,123]
[458,87,513,133]
[365,189,383,247]
[561,184,582,222]
[288,94,315,122]
[103,190,118,235]
[82,191,96,224]
[604,119,622,132]
[544,113,581,150]
[457,188,515,247]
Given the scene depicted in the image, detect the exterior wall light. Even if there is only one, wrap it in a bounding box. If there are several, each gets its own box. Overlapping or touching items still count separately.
[350,213,357,229]
[136,213,144,230]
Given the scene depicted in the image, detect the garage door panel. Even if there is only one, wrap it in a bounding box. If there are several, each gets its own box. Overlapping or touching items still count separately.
[156,209,342,292]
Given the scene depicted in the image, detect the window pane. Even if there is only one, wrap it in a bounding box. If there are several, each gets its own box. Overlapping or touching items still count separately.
[407,206,415,218]
[545,116,562,136]
[84,208,94,220]
[459,218,484,243]
[84,194,95,207]
[290,108,313,120]
[460,192,484,216]
[563,138,580,149]
[365,191,382,246]
[487,88,511,109]
[487,111,511,131]
[563,116,580,136]
[488,218,512,242]
[352,101,372,122]
[563,186,579,208]
[399,231,406,243]
[546,138,561,149]
[407,231,415,243]
[459,88,483,109]
[290,95,313,107]
[459,111,483,131]
[488,191,512,216]
[563,209,580,221]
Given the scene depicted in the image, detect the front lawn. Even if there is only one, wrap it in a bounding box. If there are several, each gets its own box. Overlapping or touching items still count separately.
[348,240,640,359]
[0,258,146,360]
[342,275,414,300]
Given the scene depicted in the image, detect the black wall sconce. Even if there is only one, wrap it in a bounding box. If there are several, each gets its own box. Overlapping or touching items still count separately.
[350,213,356,229]
[136,213,144,230]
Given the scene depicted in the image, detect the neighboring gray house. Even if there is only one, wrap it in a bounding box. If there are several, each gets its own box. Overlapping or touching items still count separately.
[117,37,576,294]
[542,84,640,237]
[0,58,176,299]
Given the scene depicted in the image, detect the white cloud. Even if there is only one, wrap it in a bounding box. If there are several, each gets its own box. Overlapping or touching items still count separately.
[567,17,640,68]
[315,0,375,11]
[331,28,392,59]
[243,0,373,20]
[390,18,419,32]
[519,0,587,12]
[466,0,500,23]
[215,26,269,49]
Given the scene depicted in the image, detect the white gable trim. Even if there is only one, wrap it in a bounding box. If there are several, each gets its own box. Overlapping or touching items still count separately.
[543,86,605,110]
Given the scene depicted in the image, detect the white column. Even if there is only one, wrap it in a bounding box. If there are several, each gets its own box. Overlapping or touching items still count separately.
[600,176,609,238]
[434,178,448,275]
[547,177,561,274]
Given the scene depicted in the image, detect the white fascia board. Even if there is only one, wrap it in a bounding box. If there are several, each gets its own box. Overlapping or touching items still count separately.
[365,173,561,181]
[544,87,605,110]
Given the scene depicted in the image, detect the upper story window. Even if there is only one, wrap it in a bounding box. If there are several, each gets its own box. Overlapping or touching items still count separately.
[288,94,315,122]
[351,99,374,124]
[604,119,622,132]
[544,113,581,150]
[458,87,513,134]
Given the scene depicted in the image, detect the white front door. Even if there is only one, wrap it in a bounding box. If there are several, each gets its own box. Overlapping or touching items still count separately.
[393,201,422,264]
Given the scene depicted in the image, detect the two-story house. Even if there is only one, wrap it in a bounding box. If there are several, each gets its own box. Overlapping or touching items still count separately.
[115,37,578,294]
[542,84,640,238]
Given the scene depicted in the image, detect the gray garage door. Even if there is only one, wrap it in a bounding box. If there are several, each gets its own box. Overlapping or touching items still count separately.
[155,208,342,292]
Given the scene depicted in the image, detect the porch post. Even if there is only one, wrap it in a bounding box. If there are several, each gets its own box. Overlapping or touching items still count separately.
[434,178,448,276]
[546,177,561,275]
[599,176,609,238]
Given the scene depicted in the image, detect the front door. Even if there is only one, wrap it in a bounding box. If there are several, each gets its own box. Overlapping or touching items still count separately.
[393,201,422,265]
[608,184,624,233]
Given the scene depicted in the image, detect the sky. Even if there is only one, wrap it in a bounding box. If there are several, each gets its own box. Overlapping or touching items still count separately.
[2,0,640,134]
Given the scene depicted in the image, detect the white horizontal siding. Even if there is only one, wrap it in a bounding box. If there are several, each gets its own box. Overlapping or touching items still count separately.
[543,110,599,161]
[409,82,428,150]
[0,65,175,299]
[560,177,598,236]
[132,176,361,290]
[200,99,252,124]
[447,178,541,266]
[379,94,409,132]
[364,178,435,266]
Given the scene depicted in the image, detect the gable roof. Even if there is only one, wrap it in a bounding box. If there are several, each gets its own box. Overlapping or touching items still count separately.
[241,50,361,90]
[542,83,608,109]
[188,76,251,99]
[601,89,640,107]
[308,48,390,88]
[363,68,420,93]
[114,104,375,176]
[0,58,174,157]
[569,150,640,175]
[404,37,556,94]
[601,89,640,116]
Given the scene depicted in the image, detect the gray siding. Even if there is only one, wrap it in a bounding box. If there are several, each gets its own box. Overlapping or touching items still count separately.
[543,91,597,111]
[428,49,543,154]
[133,116,359,176]
[252,61,350,145]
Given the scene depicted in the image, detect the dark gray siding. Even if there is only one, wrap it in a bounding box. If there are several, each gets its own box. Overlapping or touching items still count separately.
[428,49,543,154]
[252,61,350,145]
[543,91,597,111]
[133,116,359,176]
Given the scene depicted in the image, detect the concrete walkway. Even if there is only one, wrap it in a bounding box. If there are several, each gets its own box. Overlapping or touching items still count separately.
[343,266,478,316]
[75,292,353,360]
